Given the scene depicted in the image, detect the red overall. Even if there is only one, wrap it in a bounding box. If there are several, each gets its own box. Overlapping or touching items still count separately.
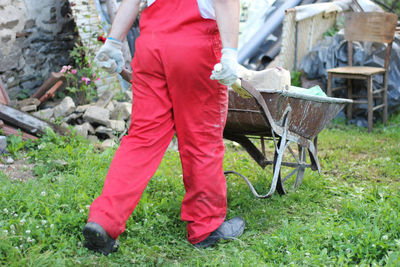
[88,0,228,244]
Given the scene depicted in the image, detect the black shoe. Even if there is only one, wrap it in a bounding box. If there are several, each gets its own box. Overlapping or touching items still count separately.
[194,216,245,248]
[82,222,119,255]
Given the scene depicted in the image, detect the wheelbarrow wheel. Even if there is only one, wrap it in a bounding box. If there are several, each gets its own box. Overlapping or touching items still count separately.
[274,138,307,195]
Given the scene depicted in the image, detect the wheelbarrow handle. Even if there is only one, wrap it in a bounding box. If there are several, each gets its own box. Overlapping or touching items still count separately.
[120,68,133,83]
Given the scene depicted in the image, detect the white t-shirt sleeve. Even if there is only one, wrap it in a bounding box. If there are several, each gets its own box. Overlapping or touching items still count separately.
[145,0,216,20]
[146,0,156,7]
[197,0,216,20]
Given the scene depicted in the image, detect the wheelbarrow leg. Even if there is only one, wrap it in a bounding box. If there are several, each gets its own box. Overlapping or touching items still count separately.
[224,111,290,199]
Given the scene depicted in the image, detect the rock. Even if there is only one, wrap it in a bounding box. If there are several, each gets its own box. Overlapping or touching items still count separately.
[101,139,116,149]
[53,96,76,119]
[111,102,132,121]
[108,120,126,132]
[17,98,41,108]
[87,135,99,143]
[83,106,110,126]
[32,108,54,121]
[0,136,7,153]
[74,125,87,138]
[6,157,14,164]
[21,79,42,93]
[124,90,133,102]
[6,76,18,88]
[75,104,91,113]
[53,159,68,167]
[60,122,69,129]
[105,101,115,112]
[2,20,18,29]
[62,113,82,123]
[0,51,20,72]
[20,105,37,112]
[74,122,94,138]
[95,90,115,108]
[95,126,114,139]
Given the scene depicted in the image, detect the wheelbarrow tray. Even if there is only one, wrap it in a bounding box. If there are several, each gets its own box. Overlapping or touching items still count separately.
[225,86,352,140]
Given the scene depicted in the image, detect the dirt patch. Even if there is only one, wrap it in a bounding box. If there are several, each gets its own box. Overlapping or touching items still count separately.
[0,156,36,181]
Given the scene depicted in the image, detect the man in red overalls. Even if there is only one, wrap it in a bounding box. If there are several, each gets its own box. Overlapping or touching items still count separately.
[83,0,245,254]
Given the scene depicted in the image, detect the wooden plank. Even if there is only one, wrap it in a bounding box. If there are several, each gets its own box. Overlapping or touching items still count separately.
[0,120,38,141]
[0,77,10,105]
[0,104,69,136]
[38,80,64,103]
[345,12,397,43]
[352,0,364,12]
[31,72,65,100]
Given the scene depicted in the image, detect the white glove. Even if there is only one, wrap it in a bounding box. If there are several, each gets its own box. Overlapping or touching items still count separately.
[210,48,252,98]
[94,38,124,74]
[210,48,238,86]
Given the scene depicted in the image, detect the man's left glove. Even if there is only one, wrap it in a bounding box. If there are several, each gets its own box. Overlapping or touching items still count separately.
[210,48,238,86]
[210,48,251,98]
[94,38,124,74]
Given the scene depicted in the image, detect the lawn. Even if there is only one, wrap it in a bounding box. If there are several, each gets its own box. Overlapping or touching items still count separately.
[0,113,400,266]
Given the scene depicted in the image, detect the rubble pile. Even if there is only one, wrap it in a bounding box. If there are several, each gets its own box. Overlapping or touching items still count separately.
[0,67,136,149]
[29,90,133,148]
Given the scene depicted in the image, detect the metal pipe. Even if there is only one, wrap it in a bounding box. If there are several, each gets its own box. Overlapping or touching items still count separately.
[238,0,303,64]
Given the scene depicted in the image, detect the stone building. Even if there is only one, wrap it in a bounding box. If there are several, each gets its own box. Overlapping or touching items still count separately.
[0,0,78,99]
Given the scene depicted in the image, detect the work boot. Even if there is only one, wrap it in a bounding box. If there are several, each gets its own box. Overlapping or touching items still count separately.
[82,222,119,255]
[194,216,245,248]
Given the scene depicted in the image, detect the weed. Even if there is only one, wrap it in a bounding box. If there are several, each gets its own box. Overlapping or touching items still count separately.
[6,134,26,158]
[291,71,302,87]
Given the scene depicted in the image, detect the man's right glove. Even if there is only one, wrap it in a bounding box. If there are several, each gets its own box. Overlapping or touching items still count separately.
[94,38,124,74]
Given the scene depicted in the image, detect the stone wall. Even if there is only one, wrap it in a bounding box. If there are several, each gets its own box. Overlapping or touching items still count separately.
[0,0,78,99]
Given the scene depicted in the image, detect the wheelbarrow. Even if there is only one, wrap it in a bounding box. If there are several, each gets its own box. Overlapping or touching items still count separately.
[223,80,352,198]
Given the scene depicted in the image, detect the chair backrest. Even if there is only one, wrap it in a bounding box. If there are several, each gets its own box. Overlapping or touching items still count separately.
[344,12,397,43]
[344,12,398,68]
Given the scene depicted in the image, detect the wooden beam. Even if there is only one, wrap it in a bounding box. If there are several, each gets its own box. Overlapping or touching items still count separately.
[0,104,69,136]
[0,120,38,141]
[0,77,10,105]
[31,72,66,100]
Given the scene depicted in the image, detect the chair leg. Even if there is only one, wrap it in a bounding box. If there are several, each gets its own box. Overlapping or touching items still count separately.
[347,78,353,120]
[367,76,373,132]
[383,72,388,126]
[327,73,332,97]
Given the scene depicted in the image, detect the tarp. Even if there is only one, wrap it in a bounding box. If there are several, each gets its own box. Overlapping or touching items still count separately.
[299,32,400,126]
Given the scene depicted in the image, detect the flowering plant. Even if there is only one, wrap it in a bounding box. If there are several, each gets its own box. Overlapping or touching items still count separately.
[59,41,103,104]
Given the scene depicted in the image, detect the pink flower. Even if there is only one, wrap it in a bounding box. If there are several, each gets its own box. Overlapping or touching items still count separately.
[71,69,77,74]
[60,66,68,73]
[81,77,91,85]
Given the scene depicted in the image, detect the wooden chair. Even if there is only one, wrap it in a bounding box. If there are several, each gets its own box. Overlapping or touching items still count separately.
[327,12,398,132]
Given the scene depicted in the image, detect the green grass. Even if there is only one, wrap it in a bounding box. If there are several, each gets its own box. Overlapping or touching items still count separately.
[1,113,400,266]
